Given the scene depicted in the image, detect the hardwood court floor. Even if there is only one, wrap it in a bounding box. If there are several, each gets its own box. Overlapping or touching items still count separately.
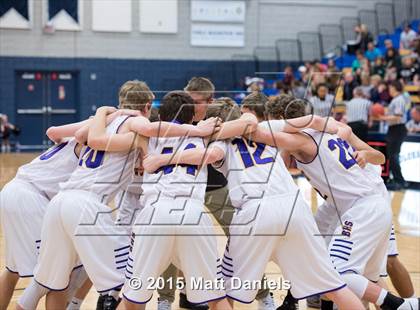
[1,153,419,309]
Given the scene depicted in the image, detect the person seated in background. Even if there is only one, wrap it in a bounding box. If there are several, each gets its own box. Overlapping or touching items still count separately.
[309,83,335,117]
[398,56,420,85]
[369,75,383,103]
[359,73,372,98]
[352,50,368,74]
[365,41,382,63]
[385,39,400,59]
[400,23,418,50]
[372,56,386,78]
[406,106,420,134]
[343,72,359,101]
[326,58,341,90]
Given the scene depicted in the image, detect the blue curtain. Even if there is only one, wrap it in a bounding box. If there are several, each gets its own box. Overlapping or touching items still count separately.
[48,0,78,22]
[0,0,29,19]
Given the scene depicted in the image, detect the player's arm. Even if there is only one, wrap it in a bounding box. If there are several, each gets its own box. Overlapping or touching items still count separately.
[209,113,258,141]
[337,123,385,167]
[268,116,339,134]
[142,144,225,173]
[129,116,220,138]
[251,125,317,163]
[87,106,139,152]
[46,119,91,143]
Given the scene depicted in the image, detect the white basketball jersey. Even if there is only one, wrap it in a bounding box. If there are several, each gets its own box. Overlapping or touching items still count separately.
[212,123,298,208]
[142,136,207,203]
[296,129,375,211]
[60,116,139,204]
[16,139,80,199]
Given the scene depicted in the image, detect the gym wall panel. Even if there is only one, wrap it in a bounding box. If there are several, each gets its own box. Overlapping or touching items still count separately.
[92,0,132,32]
[139,0,177,33]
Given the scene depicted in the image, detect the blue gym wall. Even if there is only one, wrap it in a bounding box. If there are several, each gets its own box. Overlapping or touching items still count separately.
[0,56,246,123]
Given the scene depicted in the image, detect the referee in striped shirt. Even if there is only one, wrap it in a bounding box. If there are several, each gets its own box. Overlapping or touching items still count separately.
[377,81,408,189]
[345,87,372,141]
[309,84,335,117]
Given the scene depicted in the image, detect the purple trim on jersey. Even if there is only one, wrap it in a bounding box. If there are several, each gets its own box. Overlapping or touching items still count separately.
[388,253,399,257]
[114,245,130,252]
[115,251,130,258]
[116,116,132,134]
[293,131,319,165]
[338,269,359,275]
[122,293,153,304]
[334,239,353,245]
[330,248,351,256]
[222,258,233,267]
[188,295,227,305]
[5,266,33,278]
[226,294,254,304]
[330,254,349,261]
[73,142,80,159]
[116,258,128,264]
[331,243,352,251]
[34,277,69,291]
[97,283,124,294]
[295,283,347,300]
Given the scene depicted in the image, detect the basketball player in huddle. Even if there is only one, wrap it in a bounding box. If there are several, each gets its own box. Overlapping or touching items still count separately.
[142,97,365,309]
[252,95,419,310]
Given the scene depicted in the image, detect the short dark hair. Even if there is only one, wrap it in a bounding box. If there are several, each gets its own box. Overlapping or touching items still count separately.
[266,94,307,119]
[184,77,215,99]
[389,80,403,93]
[241,92,268,120]
[159,91,195,124]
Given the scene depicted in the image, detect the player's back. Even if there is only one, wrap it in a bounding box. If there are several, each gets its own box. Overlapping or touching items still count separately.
[16,138,80,199]
[213,134,298,208]
[296,129,375,211]
[142,136,207,204]
[60,115,139,203]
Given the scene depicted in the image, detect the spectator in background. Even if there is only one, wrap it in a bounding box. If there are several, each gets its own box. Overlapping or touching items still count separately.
[399,56,420,84]
[309,83,335,117]
[376,81,409,190]
[385,48,401,70]
[343,72,359,101]
[406,106,420,134]
[326,58,341,91]
[372,56,386,78]
[384,39,399,59]
[365,42,382,63]
[369,75,382,103]
[359,73,372,98]
[378,81,392,105]
[298,65,309,84]
[345,87,372,141]
[283,66,295,87]
[0,114,17,153]
[355,24,374,52]
[291,80,306,99]
[352,50,368,74]
[400,23,417,50]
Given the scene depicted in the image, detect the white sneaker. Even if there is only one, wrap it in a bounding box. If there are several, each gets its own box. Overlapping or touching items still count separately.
[398,298,419,310]
[258,292,276,310]
[158,298,172,310]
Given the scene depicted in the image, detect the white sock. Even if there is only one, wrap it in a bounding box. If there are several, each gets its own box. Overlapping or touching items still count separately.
[375,288,388,306]
[66,267,89,302]
[341,273,369,299]
[67,297,83,310]
[109,289,121,299]
[18,279,50,310]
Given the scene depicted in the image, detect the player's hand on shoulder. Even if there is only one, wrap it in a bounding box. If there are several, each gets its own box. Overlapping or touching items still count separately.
[336,123,352,141]
[353,150,367,168]
[142,154,164,173]
[197,117,221,137]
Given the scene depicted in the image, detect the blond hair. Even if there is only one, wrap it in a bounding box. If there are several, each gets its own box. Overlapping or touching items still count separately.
[206,97,240,122]
[118,80,154,111]
[184,77,215,100]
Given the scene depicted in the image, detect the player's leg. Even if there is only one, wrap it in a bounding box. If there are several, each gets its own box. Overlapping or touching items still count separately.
[387,256,415,298]
[67,279,92,310]
[46,290,68,309]
[157,264,178,308]
[121,202,175,306]
[0,270,19,310]
[272,194,363,309]
[67,192,129,302]
[66,268,91,310]
[205,186,273,307]
[0,179,49,309]
[175,201,227,307]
